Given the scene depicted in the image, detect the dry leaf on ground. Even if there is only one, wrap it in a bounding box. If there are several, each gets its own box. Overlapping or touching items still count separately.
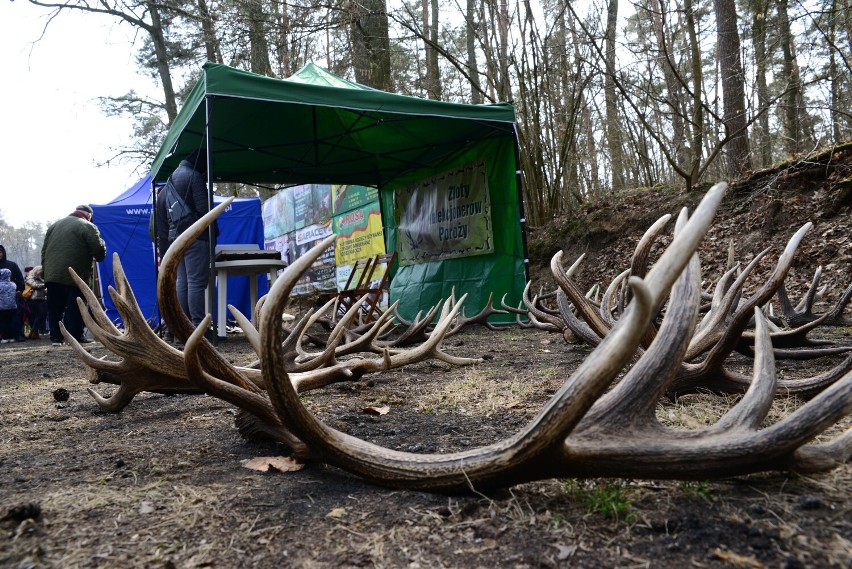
[242,456,305,473]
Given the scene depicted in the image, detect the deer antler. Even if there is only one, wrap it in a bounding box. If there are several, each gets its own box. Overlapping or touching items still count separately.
[258,183,849,490]
[255,182,850,491]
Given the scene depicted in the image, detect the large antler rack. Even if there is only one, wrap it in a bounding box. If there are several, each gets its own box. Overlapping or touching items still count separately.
[259,182,851,491]
[68,200,482,451]
[545,212,851,399]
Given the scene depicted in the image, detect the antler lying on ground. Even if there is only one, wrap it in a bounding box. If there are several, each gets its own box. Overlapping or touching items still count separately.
[259,182,851,490]
[65,199,480,452]
[777,267,852,327]
[547,209,851,398]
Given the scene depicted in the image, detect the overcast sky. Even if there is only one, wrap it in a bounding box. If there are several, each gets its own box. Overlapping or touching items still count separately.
[1,2,152,228]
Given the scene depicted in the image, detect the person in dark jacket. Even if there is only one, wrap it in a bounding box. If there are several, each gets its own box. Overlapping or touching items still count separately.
[0,244,28,341]
[41,204,107,346]
[156,149,217,332]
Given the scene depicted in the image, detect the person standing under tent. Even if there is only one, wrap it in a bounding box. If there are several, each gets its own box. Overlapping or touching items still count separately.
[41,205,106,346]
[156,149,218,337]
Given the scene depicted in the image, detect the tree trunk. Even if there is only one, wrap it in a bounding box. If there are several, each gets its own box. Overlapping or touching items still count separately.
[651,0,686,174]
[778,0,801,155]
[713,0,752,177]
[349,0,392,91]
[273,0,291,77]
[147,2,178,124]
[466,0,483,104]
[422,0,442,99]
[244,0,273,77]
[496,0,511,100]
[751,0,771,167]
[196,0,222,64]
[684,0,704,187]
[604,0,625,190]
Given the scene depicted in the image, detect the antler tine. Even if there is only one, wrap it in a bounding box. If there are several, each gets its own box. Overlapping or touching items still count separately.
[579,239,702,427]
[65,260,210,412]
[294,296,367,368]
[557,290,603,347]
[564,252,585,278]
[563,330,851,480]
[383,295,483,367]
[780,269,851,327]
[157,198,270,395]
[293,298,336,360]
[599,269,629,327]
[823,281,852,325]
[445,292,510,335]
[391,304,417,328]
[68,262,121,336]
[552,252,615,340]
[685,247,770,360]
[227,303,260,354]
[336,302,399,356]
[695,263,740,333]
[380,303,441,347]
[617,212,672,311]
[278,310,319,370]
[796,265,823,315]
[707,308,778,433]
[787,426,852,472]
[500,293,561,332]
[522,281,564,331]
[695,223,813,368]
[630,213,673,280]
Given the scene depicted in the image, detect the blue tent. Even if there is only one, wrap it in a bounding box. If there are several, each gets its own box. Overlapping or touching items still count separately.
[92,174,267,327]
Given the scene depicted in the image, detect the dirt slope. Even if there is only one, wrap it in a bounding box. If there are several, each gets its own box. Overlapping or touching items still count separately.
[527,142,852,308]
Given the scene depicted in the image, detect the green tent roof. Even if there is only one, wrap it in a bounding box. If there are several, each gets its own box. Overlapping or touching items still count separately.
[150,62,517,188]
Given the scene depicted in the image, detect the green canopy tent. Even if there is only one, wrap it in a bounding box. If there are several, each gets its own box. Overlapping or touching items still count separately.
[151,62,528,324]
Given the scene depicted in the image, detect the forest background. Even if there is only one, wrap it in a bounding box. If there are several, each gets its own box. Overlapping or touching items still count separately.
[1,0,850,270]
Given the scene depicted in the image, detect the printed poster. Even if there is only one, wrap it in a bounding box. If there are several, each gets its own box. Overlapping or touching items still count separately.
[333,201,386,266]
[262,189,295,239]
[291,221,336,295]
[332,184,379,215]
[395,161,493,266]
[264,233,293,266]
[292,184,313,230]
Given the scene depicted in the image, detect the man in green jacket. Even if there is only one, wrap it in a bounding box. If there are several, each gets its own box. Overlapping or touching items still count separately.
[41,205,107,346]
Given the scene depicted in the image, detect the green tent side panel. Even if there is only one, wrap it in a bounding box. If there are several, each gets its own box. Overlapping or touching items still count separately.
[381,137,525,322]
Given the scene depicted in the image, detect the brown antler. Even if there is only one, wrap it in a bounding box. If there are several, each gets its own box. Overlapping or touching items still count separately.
[256,182,848,491]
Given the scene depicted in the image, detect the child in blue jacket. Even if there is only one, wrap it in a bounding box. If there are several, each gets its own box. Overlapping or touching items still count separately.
[0,268,17,342]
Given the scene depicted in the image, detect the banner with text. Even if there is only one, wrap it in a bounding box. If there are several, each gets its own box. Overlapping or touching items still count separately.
[333,201,386,266]
[395,161,493,266]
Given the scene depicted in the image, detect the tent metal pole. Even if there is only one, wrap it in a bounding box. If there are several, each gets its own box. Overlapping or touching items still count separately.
[151,177,162,333]
[511,124,531,286]
[205,95,219,346]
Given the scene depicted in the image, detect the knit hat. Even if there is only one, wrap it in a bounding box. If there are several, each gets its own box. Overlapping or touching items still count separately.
[76,205,94,215]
